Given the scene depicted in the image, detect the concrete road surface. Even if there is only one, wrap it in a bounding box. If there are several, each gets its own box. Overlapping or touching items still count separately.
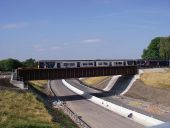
[50,80,144,128]
[66,79,167,121]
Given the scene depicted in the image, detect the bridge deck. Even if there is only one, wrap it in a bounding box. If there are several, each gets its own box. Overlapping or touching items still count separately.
[17,66,137,81]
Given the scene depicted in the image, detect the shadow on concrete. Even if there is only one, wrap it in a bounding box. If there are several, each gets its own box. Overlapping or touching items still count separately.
[100,75,134,96]
[76,78,104,92]
[54,75,134,102]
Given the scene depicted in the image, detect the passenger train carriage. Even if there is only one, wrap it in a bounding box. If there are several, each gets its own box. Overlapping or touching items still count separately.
[79,61,95,67]
[37,59,170,69]
[96,61,110,67]
[60,61,77,68]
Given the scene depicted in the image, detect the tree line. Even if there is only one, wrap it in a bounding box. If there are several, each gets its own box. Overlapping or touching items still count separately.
[142,36,170,60]
[0,58,36,72]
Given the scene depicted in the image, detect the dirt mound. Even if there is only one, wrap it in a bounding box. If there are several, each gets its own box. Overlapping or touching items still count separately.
[125,80,170,107]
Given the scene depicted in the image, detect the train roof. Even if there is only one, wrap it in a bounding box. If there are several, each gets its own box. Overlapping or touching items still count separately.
[38,59,136,62]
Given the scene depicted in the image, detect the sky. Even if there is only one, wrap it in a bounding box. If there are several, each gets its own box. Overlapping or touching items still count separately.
[0,0,170,60]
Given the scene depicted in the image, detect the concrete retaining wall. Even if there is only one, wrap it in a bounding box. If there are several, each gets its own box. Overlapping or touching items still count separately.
[120,74,139,95]
[103,75,122,91]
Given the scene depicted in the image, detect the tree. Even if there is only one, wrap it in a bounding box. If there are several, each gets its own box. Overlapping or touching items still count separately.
[142,37,160,59]
[0,58,23,71]
[22,58,36,68]
[142,36,170,60]
[159,37,170,59]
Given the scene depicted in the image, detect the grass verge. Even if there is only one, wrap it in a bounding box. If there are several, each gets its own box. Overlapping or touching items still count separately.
[29,80,48,93]
[81,76,109,87]
[29,81,78,128]
[140,69,170,89]
[0,79,78,128]
[0,89,60,128]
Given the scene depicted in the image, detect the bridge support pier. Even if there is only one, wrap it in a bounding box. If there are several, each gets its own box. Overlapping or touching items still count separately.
[10,72,28,89]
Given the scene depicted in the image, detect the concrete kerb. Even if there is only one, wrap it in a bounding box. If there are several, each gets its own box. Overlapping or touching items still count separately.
[62,79,165,127]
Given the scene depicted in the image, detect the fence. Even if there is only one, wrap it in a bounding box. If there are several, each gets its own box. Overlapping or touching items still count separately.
[48,80,91,128]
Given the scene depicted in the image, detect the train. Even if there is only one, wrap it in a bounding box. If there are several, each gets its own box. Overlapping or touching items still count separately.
[37,59,170,69]
[136,59,170,68]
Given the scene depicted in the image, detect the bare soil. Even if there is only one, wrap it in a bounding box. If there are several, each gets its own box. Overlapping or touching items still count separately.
[125,79,170,107]
[0,78,18,90]
[0,78,12,87]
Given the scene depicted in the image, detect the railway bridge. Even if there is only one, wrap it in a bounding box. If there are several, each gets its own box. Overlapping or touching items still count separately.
[16,66,137,81]
[14,59,170,81]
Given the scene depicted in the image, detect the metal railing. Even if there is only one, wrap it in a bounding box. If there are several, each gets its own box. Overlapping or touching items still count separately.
[60,104,91,128]
[11,72,23,81]
[48,80,91,128]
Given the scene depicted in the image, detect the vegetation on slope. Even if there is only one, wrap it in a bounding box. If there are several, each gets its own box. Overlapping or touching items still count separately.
[29,80,48,93]
[0,77,78,128]
[29,80,78,128]
[140,69,170,89]
[0,90,59,128]
[81,76,110,87]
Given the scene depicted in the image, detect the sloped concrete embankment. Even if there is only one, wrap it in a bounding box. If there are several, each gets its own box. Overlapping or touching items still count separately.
[62,79,164,127]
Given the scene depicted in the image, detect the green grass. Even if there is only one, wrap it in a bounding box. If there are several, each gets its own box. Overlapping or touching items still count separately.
[29,80,48,93]
[0,90,60,128]
[28,81,78,128]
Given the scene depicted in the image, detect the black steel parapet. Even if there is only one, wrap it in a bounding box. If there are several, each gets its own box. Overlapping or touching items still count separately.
[17,66,138,81]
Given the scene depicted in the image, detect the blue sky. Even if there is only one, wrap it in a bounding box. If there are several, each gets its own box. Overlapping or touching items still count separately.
[0,0,170,60]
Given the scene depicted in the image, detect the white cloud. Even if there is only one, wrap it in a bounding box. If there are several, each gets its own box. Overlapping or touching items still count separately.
[0,22,29,29]
[1,24,18,29]
[33,44,63,52]
[94,0,112,4]
[50,46,62,51]
[82,38,102,44]
[0,20,48,30]
[33,45,46,52]
[121,8,170,18]
[128,24,149,29]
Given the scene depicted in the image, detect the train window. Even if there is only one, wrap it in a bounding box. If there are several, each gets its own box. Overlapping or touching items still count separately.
[104,62,108,65]
[128,61,134,65]
[70,63,75,66]
[98,62,102,65]
[89,63,93,65]
[64,63,69,66]
[118,62,122,64]
[39,62,44,68]
[46,62,55,68]
[83,63,87,66]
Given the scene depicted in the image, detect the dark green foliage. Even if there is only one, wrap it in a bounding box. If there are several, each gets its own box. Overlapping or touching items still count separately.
[142,36,170,60]
[159,37,170,59]
[22,58,36,68]
[14,124,52,128]
[0,58,37,71]
[0,58,23,71]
